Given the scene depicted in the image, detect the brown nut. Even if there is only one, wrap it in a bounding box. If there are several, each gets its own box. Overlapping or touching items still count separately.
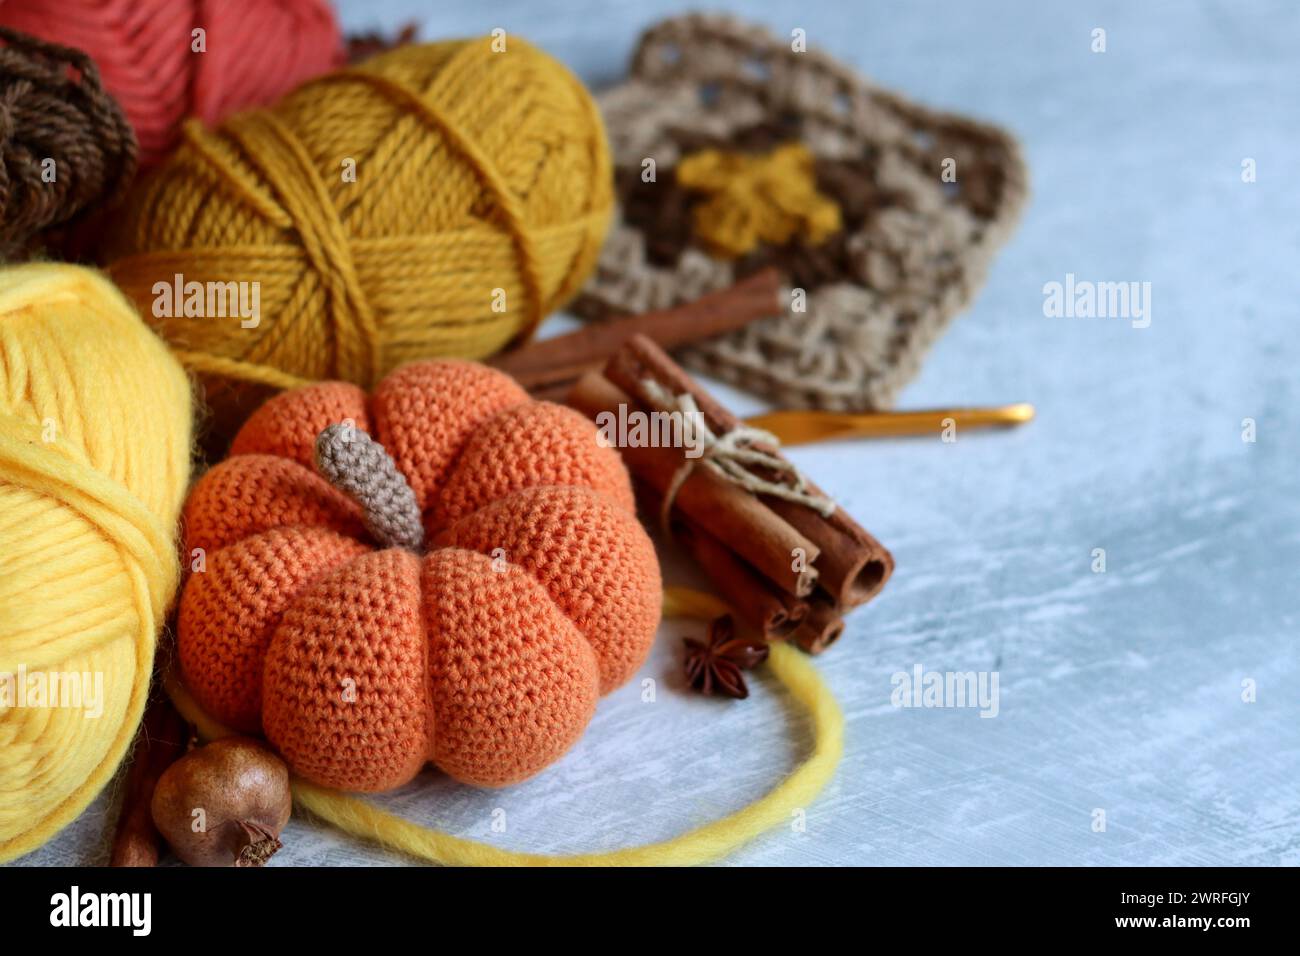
[151,736,291,867]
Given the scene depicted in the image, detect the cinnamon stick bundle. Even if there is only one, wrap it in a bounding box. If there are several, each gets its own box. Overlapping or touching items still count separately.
[493,268,782,396]
[793,596,846,654]
[631,478,808,639]
[567,334,893,652]
[677,518,809,639]
[603,336,893,610]
[569,370,819,598]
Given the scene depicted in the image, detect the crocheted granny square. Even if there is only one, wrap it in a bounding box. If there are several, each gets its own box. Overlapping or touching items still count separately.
[573,14,1028,410]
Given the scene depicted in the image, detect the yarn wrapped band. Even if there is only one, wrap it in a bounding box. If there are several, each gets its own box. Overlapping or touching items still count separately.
[0,27,137,259]
[104,36,613,432]
[0,264,192,862]
[165,587,843,866]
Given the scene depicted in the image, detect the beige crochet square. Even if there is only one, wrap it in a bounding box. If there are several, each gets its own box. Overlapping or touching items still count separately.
[572,14,1028,410]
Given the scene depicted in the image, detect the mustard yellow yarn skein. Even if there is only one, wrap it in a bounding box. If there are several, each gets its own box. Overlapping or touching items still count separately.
[0,264,192,863]
[104,36,613,399]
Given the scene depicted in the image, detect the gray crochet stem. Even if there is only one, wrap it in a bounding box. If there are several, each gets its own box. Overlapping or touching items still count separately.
[315,423,424,551]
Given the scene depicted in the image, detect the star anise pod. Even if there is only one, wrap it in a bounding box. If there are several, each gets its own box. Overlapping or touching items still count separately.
[683,614,770,699]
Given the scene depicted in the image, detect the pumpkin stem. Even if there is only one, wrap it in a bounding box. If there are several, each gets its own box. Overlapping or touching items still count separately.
[315,423,424,551]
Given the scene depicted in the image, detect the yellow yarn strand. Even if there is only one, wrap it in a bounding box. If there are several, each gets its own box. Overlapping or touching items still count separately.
[275,587,842,868]
[297,643,841,865]
[170,350,312,392]
[170,586,844,866]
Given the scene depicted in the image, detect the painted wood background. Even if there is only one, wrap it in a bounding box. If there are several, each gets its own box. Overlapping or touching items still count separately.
[15,0,1296,866]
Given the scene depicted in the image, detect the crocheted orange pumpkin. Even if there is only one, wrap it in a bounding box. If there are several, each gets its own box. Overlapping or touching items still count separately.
[177,361,661,792]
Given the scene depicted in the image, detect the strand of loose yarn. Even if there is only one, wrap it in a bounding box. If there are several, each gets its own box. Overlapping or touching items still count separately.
[641,379,836,534]
[164,586,845,867]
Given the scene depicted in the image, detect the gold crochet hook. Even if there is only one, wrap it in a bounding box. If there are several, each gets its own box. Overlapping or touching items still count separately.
[745,403,1035,446]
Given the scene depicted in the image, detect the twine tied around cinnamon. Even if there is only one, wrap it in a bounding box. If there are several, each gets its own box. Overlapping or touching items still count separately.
[641,378,836,535]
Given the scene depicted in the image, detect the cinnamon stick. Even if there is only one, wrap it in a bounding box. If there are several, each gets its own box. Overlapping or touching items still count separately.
[568,370,819,597]
[627,480,803,640]
[110,691,190,867]
[672,513,807,640]
[763,496,893,609]
[686,526,806,639]
[606,334,893,610]
[793,596,847,654]
[506,358,609,394]
[492,268,781,391]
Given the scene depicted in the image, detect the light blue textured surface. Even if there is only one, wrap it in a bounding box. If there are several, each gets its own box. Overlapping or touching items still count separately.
[15,0,1297,866]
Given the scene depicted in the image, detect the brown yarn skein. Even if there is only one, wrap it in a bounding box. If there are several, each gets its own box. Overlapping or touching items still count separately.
[0,27,136,260]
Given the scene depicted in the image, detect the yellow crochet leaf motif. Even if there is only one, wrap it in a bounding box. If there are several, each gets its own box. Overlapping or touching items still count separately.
[676,143,843,259]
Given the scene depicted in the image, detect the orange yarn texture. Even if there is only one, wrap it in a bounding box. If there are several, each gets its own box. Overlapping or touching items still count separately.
[0,0,342,167]
[178,361,661,792]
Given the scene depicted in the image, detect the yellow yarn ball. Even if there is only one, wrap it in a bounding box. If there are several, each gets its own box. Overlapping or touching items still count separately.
[104,36,613,397]
[0,264,192,862]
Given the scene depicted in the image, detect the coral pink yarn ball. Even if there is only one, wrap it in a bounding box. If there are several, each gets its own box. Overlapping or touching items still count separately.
[0,0,343,166]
